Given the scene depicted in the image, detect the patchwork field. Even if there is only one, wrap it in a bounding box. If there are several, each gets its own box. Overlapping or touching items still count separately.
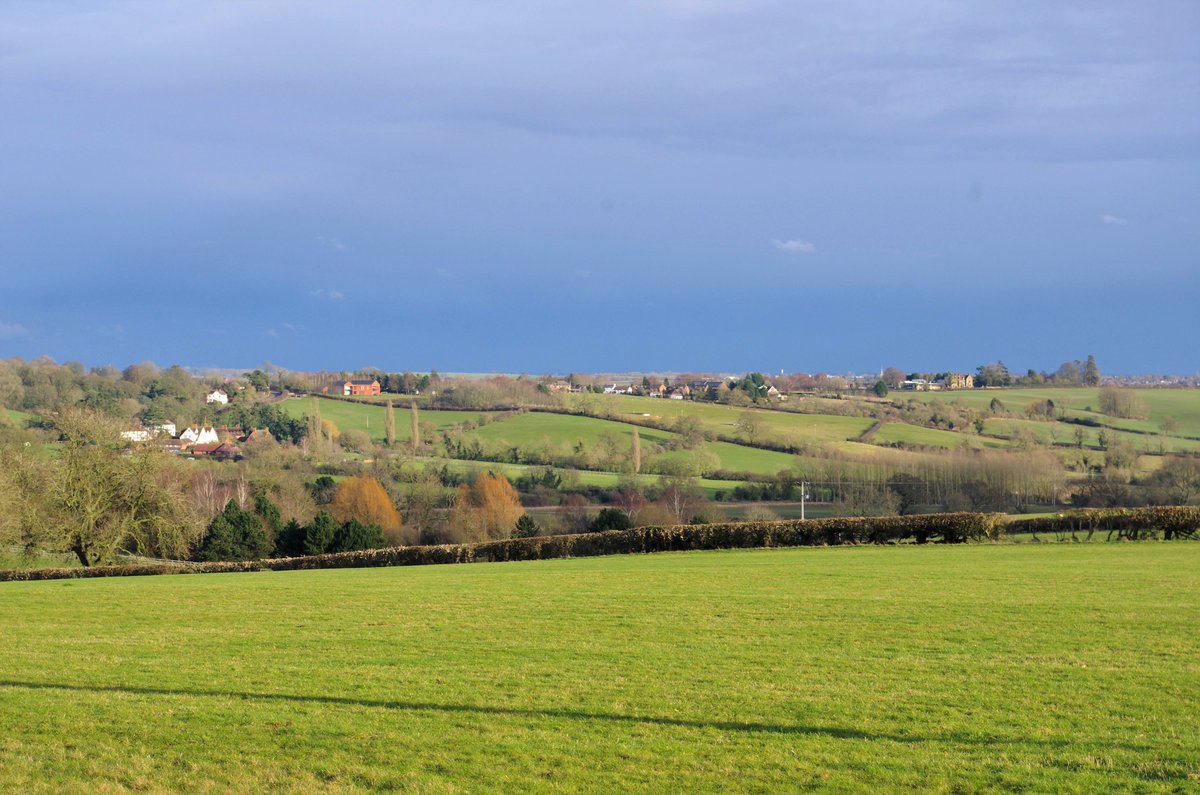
[1,544,1196,792]
[897,388,1200,437]
[592,394,875,445]
[279,397,493,444]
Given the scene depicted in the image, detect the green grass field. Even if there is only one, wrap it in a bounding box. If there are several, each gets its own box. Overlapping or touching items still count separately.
[3,408,32,427]
[983,417,1200,454]
[897,387,1200,438]
[872,422,1006,450]
[1,544,1196,792]
[407,456,749,498]
[279,397,494,444]
[593,394,875,445]
[460,411,802,477]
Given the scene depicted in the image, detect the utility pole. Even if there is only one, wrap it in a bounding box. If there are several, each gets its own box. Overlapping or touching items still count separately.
[800,480,809,521]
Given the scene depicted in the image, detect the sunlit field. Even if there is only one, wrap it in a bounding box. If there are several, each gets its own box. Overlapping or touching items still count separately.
[2,544,1196,792]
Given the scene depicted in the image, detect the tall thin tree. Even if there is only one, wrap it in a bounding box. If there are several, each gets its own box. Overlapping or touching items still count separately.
[384,400,395,447]
[410,401,420,454]
[306,397,323,455]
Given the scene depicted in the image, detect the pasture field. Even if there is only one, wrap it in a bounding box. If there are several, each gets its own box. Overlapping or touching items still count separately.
[590,394,875,445]
[872,422,1006,450]
[279,397,495,444]
[463,410,676,448]
[407,456,749,499]
[1,544,1197,792]
[983,418,1200,454]
[3,408,32,426]
[897,387,1200,437]
[463,411,802,477]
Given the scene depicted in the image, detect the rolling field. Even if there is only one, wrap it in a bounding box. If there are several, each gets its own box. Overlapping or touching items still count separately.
[461,411,802,476]
[1,544,1197,792]
[983,417,1200,454]
[279,397,494,444]
[873,422,1006,450]
[408,456,749,498]
[897,388,1200,437]
[3,408,32,426]
[463,411,676,448]
[592,394,875,445]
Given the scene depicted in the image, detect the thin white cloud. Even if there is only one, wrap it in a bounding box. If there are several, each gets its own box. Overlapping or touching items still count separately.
[575,268,592,279]
[263,328,280,339]
[281,322,297,332]
[0,321,29,340]
[1101,214,1128,226]
[309,288,345,300]
[316,236,348,251]
[773,239,816,254]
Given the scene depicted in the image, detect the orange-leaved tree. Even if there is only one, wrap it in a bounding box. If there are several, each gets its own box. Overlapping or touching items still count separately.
[329,474,402,531]
[449,473,524,542]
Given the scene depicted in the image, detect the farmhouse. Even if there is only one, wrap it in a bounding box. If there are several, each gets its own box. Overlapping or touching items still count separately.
[242,428,276,445]
[206,389,229,405]
[180,424,220,445]
[190,442,241,460]
[342,379,381,396]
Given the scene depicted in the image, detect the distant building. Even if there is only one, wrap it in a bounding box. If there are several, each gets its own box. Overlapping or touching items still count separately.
[122,423,175,443]
[243,428,276,445]
[180,424,220,445]
[342,379,381,396]
[206,389,229,405]
[944,373,975,390]
[191,442,241,460]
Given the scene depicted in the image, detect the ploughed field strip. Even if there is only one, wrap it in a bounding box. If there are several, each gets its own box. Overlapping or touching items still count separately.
[1,543,1197,792]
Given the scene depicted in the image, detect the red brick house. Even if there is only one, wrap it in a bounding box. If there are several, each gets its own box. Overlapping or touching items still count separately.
[342,379,381,396]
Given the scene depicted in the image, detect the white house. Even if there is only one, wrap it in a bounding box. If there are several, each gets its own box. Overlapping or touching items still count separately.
[206,389,229,405]
[121,423,176,442]
[180,424,220,445]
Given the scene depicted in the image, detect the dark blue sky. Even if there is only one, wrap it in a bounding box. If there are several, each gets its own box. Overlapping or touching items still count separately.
[1,1,1197,374]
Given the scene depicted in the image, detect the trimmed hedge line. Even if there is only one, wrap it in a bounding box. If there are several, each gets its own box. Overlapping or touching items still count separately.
[8,508,1196,583]
[262,512,1002,572]
[0,560,263,582]
[0,512,1003,581]
[1005,506,1200,541]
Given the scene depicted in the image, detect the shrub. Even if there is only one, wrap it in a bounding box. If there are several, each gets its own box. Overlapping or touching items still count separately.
[590,508,631,533]
[194,500,271,562]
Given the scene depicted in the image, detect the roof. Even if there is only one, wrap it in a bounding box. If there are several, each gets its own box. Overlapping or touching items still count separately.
[345,379,379,385]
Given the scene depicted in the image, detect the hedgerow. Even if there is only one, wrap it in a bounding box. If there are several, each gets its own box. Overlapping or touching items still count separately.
[0,561,262,582]
[9,508,1197,583]
[1005,506,1200,541]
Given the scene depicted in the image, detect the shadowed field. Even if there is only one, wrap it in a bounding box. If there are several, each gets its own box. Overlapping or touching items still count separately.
[1,543,1197,792]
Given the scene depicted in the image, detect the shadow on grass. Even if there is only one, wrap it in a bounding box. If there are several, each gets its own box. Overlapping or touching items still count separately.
[0,679,1074,749]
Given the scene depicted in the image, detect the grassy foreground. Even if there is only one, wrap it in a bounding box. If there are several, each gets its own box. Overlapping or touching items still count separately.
[1,545,1197,792]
